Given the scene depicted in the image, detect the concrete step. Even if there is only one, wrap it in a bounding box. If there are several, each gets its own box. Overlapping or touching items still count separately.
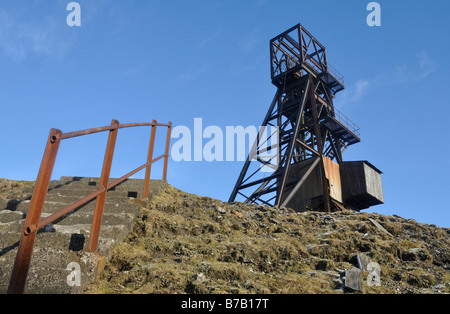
[34,226,128,252]
[19,181,165,203]
[0,220,128,252]
[0,199,30,211]
[43,192,138,203]
[0,231,22,256]
[23,181,142,192]
[12,199,140,215]
[45,211,135,227]
[26,187,142,198]
[0,219,25,234]
[0,217,138,255]
[25,177,162,188]
[59,177,148,189]
[0,210,26,223]
[1,202,139,222]
[2,204,137,227]
[0,247,105,294]
[59,178,168,196]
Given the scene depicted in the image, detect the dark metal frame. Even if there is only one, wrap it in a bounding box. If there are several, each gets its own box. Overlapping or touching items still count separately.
[270,23,344,94]
[229,24,360,211]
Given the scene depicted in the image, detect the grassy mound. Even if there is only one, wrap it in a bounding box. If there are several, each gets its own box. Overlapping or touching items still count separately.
[85,185,450,294]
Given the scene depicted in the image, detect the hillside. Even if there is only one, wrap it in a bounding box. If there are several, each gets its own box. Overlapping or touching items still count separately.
[83,184,449,294]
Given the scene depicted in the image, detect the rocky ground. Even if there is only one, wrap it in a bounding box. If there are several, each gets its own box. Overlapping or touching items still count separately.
[82,184,450,294]
[1,178,448,294]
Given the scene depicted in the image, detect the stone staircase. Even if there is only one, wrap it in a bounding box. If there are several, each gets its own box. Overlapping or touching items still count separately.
[0,176,167,294]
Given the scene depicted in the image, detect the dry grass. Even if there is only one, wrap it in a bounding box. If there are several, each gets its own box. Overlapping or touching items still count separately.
[79,185,449,294]
[2,178,447,294]
[0,178,34,200]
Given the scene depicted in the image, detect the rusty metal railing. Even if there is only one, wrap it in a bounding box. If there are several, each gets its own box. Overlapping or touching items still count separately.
[7,119,172,294]
[333,108,360,137]
[327,63,344,86]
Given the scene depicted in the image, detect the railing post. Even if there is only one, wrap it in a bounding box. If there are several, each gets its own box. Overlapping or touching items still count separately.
[87,120,119,253]
[163,122,172,181]
[143,120,157,199]
[8,129,62,294]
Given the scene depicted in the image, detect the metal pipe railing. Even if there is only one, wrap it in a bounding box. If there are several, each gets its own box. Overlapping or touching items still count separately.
[7,119,172,294]
[333,108,360,137]
[60,122,172,140]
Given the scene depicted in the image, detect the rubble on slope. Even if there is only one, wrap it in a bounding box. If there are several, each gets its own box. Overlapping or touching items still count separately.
[85,185,450,294]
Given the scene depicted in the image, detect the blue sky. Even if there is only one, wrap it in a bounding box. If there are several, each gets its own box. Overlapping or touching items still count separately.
[0,0,449,227]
